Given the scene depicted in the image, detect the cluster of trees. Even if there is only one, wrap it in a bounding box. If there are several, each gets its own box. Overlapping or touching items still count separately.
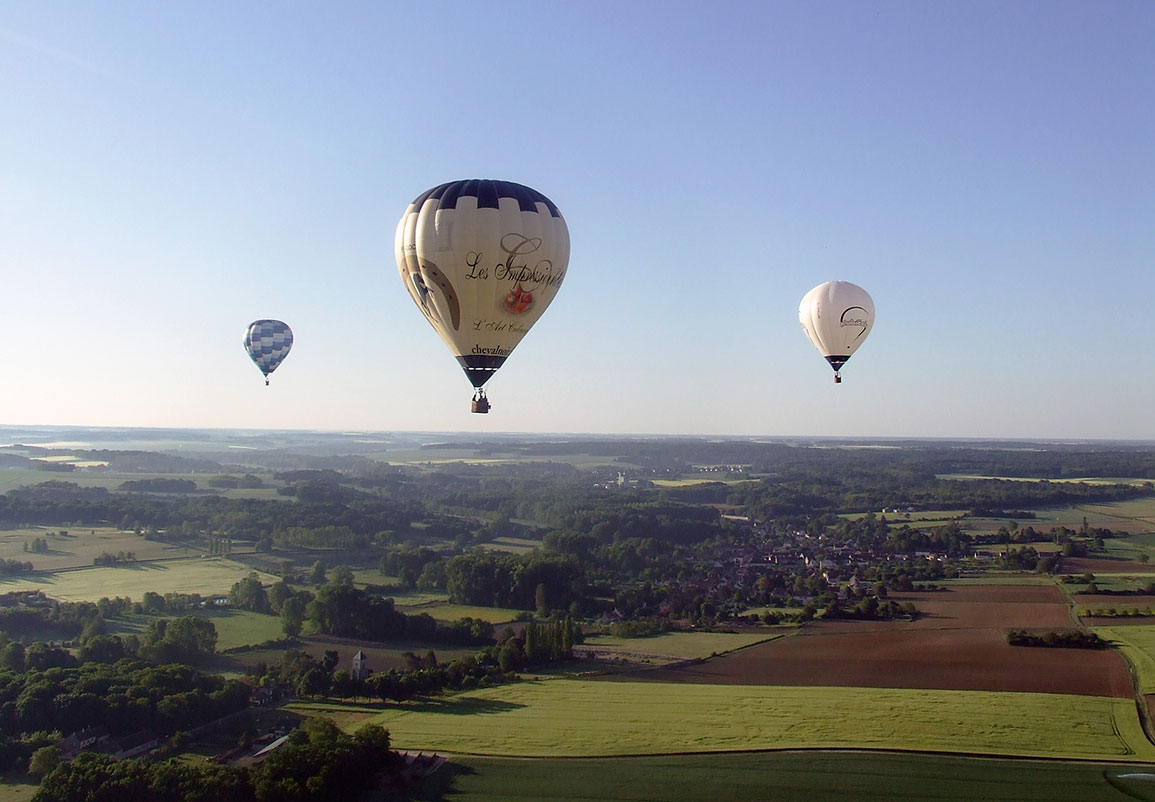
[0,595,103,640]
[0,558,33,575]
[137,617,219,664]
[0,657,250,771]
[0,480,414,544]
[823,595,918,621]
[119,478,198,493]
[256,646,509,703]
[443,551,584,611]
[275,525,368,549]
[207,474,264,489]
[304,582,493,646]
[23,538,49,554]
[93,550,136,565]
[33,717,398,802]
[1005,630,1109,649]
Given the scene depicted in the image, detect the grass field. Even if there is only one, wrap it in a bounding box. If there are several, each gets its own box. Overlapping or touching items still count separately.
[478,537,541,554]
[399,603,524,624]
[0,526,187,570]
[1094,624,1155,694]
[652,477,754,487]
[938,475,1154,487]
[6,744,1155,802]
[106,608,286,651]
[436,752,1155,802]
[1106,533,1155,566]
[376,449,643,470]
[945,574,1059,586]
[581,631,779,661]
[0,775,37,802]
[0,558,279,602]
[357,679,1155,760]
[0,468,284,500]
[1066,574,1155,593]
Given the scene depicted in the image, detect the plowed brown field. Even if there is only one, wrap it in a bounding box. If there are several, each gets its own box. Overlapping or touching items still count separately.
[608,584,1133,697]
[1059,556,1141,574]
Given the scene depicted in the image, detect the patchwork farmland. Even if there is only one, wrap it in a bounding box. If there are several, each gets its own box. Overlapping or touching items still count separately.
[608,584,1132,697]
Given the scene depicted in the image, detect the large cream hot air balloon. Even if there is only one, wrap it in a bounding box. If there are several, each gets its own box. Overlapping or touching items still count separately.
[395,180,570,413]
[799,281,875,383]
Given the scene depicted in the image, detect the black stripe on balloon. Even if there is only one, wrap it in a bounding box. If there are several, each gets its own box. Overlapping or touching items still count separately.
[408,180,561,218]
[825,355,850,371]
[456,354,508,388]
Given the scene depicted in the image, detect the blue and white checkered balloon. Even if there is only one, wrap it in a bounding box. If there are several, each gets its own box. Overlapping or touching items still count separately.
[244,319,293,385]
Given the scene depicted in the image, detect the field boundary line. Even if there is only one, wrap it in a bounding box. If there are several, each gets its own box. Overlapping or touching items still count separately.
[419,745,1155,767]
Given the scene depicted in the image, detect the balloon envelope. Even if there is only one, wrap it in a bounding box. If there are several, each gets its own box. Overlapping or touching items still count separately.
[798,281,874,376]
[244,319,293,381]
[395,179,570,389]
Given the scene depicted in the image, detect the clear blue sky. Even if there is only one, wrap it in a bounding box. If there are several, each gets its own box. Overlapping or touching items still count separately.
[2,1,1152,439]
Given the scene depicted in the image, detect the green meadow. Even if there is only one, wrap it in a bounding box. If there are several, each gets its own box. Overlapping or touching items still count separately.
[400,603,523,624]
[107,608,286,652]
[478,536,541,554]
[1094,625,1155,694]
[0,558,279,602]
[0,526,186,570]
[439,752,1155,802]
[356,679,1155,760]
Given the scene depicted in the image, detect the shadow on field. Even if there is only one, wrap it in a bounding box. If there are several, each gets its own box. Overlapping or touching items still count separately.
[405,697,526,715]
[378,761,473,801]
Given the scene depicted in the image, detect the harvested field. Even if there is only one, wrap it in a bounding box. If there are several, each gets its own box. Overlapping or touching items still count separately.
[1061,556,1142,574]
[631,628,1130,696]
[1075,593,1155,606]
[818,584,1075,632]
[606,584,1132,697]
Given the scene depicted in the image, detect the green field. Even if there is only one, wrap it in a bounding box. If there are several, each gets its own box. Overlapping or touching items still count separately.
[438,752,1155,802]
[358,679,1155,760]
[0,469,284,499]
[1067,574,1155,593]
[6,741,1155,802]
[0,526,189,570]
[107,608,286,652]
[938,475,1154,487]
[399,603,523,624]
[0,558,279,602]
[946,574,1059,586]
[478,536,541,554]
[376,449,642,470]
[581,631,779,660]
[1094,624,1155,694]
[0,775,37,802]
[1107,532,1155,563]
[652,477,754,487]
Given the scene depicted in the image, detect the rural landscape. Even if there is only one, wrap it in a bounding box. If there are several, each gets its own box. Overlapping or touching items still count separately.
[1,425,1154,799]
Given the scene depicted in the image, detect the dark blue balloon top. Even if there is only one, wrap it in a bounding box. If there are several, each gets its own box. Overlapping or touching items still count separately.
[409,180,561,217]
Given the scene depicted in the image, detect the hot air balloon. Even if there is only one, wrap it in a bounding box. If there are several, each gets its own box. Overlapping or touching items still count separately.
[244,319,293,386]
[798,281,874,383]
[395,179,570,413]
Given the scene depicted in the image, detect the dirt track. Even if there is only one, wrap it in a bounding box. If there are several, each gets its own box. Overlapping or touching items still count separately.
[604,584,1133,697]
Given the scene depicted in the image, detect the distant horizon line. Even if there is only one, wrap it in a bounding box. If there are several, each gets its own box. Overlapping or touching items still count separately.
[0,422,1152,447]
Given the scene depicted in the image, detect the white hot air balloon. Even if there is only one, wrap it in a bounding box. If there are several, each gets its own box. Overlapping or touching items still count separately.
[395,179,570,413]
[798,281,875,383]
